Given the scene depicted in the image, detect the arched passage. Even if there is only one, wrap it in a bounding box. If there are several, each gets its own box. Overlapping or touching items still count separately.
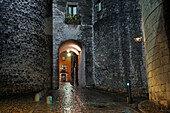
[59,40,86,87]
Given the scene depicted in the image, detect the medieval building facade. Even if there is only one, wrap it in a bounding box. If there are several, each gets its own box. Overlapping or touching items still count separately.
[0,0,170,108]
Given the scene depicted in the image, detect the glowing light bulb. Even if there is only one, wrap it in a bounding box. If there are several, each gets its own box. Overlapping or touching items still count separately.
[67,50,70,52]
[67,53,71,57]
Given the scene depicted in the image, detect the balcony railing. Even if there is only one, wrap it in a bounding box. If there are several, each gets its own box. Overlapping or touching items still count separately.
[65,14,81,25]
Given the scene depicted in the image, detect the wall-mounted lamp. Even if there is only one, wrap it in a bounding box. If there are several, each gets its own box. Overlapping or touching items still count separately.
[134,36,144,43]
[67,52,71,57]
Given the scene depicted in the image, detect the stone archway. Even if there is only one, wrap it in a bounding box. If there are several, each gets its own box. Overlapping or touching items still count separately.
[53,40,86,89]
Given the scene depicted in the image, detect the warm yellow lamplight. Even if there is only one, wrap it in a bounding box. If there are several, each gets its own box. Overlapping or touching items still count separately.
[67,53,71,57]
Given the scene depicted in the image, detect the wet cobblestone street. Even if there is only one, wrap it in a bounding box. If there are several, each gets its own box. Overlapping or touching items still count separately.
[0,83,139,113]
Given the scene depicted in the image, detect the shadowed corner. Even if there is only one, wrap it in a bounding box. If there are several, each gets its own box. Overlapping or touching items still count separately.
[163,0,170,60]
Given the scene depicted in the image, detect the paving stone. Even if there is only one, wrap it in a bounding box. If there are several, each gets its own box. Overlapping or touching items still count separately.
[0,83,140,113]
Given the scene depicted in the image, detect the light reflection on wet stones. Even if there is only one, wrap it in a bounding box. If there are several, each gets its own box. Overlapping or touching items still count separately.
[0,83,139,113]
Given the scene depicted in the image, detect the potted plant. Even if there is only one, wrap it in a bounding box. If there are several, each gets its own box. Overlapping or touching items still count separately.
[65,14,81,25]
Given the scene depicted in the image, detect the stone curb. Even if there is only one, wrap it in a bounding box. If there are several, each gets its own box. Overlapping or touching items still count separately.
[138,100,149,113]
[138,100,170,113]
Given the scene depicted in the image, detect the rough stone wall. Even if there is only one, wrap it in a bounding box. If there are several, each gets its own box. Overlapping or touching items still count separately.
[92,0,148,93]
[142,0,170,106]
[0,0,52,95]
[53,0,94,89]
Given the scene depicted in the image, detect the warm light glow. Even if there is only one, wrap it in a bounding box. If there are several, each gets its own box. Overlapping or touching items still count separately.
[72,45,81,51]
[67,50,70,52]
[59,43,82,55]
[70,48,80,55]
[134,36,143,42]
[67,53,71,57]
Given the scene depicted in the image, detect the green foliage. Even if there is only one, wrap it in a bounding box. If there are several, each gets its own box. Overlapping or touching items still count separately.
[65,14,81,24]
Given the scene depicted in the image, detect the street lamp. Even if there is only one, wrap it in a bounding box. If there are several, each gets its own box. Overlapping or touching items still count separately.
[67,52,71,57]
[127,80,132,104]
[134,36,143,43]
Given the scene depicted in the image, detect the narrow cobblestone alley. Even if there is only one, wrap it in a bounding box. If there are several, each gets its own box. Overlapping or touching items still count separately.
[0,83,139,113]
[1,0,170,112]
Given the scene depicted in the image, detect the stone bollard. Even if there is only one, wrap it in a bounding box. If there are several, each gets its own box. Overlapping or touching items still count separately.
[35,93,41,102]
[47,96,53,104]
[34,89,47,102]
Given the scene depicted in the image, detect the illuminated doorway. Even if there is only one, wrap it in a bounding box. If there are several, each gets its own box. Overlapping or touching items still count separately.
[59,40,86,87]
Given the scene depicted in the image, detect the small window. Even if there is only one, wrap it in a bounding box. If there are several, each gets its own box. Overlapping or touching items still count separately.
[62,56,66,61]
[68,5,77,16]
[61,64,67,70]
[98,2,101,11]
[65,3,81,25]
[97,0,102,12]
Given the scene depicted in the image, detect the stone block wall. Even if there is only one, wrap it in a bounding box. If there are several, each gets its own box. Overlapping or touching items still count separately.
[52,0,94,89]
[92,0,148,93]
[142,0,170,106]
[0,0,150,96]
[0,0,53,95]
